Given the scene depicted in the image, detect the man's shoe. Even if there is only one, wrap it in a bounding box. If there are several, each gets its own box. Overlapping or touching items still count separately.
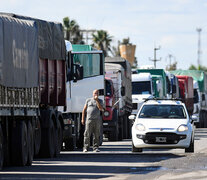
[83,149,88,152]
[93,149,100,152]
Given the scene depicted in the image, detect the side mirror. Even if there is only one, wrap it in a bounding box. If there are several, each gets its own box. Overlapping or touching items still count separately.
[121,86,125,96]
[172,85,176,93]
[73,64,83,82]
[128,114,136,121]
[190,115,198,123]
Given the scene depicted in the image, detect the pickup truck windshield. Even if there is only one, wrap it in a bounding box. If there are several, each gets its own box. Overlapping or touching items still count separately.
[132,81,151,95]
[139,104,187,119]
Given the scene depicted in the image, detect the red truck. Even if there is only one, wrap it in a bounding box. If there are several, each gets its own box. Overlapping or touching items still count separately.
[176,75,194,116]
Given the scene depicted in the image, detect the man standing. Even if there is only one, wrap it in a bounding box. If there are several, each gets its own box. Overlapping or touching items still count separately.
[82,89,104,152]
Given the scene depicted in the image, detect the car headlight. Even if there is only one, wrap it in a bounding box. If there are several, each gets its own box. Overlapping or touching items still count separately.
[135,123,145,131]
[104,111,110,117]
[177,125,188,132]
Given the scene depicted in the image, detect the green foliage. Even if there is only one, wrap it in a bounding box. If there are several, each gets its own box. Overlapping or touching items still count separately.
[92,30,112,57]
[63,17,83,44]
[188,64,207,72]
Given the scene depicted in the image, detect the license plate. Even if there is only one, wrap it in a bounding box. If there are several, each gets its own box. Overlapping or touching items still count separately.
[156,137,167,143]
[103,123,108,126]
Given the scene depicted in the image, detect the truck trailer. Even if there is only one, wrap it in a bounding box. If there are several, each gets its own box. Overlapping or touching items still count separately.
[0,14,66,169]
[104,57,132,140]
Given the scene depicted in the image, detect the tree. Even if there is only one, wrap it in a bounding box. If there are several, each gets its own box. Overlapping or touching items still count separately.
[189,64,207,72]
[166,61,177,71]
[92,30,112,57]
[63,17,83,44]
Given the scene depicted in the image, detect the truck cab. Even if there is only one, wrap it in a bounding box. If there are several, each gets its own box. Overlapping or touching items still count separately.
[131,73,154,115]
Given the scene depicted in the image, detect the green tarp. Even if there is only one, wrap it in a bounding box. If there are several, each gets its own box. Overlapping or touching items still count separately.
[171,70,207,93]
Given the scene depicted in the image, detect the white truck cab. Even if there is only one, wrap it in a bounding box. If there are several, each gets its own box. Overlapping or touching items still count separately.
[132,73,154,115]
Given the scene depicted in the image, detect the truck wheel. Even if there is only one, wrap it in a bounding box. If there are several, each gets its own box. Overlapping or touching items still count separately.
[185,138,194,153]
[0,124,3,170]
[65,138,75,151]
[204,112,207,128]
[39,118,55,158]
[27,121,34,166]
[34,118,41,156]
[132,142,142,153]
[55,119,63,156]
[11,120,28,166]
[108,124,119,141]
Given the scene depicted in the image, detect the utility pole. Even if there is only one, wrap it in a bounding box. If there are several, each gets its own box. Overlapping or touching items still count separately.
[80,29,96,44]
[149,45,161,68]
[196,28,202,66]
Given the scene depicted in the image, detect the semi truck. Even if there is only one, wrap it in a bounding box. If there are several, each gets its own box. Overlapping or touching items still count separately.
[59,43,105,150]
[176,75,194,116]
[103,57,132,140]
[137,69,168,98]
[131,73,154,115]
[0,14,66,169]
[171,70,207,127]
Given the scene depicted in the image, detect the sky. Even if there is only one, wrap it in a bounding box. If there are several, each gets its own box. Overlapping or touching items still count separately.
[1,0,207,70]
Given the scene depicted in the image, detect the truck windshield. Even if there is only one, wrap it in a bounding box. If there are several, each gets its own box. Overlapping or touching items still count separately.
[139,104,187,119]
[132,81,151,95]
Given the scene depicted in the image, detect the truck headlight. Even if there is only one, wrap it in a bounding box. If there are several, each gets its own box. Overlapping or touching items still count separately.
[135,123,145,131]
[104,111,110,117]
[177,125,188,132]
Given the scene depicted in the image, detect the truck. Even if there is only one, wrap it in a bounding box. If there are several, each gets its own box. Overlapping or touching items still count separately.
[104,57,132,140]
[171,70,207,127]
[131,73,154,115]
[166,72,180,99]
[176,75,194,116]
[59,43,105,150]
[0,14,66,169]
[137,69,168,98]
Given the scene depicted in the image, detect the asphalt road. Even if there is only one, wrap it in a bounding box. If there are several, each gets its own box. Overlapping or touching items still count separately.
[1,129,207,180]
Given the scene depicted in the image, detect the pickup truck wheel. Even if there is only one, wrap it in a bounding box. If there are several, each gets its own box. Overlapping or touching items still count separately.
[0,124,3,170]
[11,120,28,166]
[132,142,142,153]
[27,121,34,166]
[185,138,194,153]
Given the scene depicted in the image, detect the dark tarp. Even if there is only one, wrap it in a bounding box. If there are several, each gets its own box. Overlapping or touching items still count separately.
[0,15,39,88]
[0,13,66,60]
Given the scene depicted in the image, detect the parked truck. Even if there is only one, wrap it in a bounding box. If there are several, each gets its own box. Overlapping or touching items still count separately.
[59,43,105,150]
[171,70,207,127]
[131,73,154,115]
[137,69,168,98]
[0,14,66,169]
[176,75,194,116]
[104,57,132,140]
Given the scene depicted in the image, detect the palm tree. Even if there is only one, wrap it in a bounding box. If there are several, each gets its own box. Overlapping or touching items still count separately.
[63,17,83,44]
[92,30,112,57]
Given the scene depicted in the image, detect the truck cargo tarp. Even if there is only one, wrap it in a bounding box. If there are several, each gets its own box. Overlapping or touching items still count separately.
[0,16,38,87]
[0,13,66,60]
[171,70,207,93]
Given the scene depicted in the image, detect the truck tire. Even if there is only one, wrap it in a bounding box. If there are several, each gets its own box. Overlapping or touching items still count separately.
[27,121,34,166]
[132,142,142,153]
[55,119,63,156]
[39,117,55,158]
[204,111,207,128]
[108,123,119,141]
[76,125,84,149]
[11,120,28,166]
[0,124,3,170]
[34,118,41,156]
[64,137,75,151]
